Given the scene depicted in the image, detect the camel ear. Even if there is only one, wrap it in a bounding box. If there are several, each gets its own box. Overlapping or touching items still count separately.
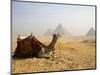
[53,34,56,36]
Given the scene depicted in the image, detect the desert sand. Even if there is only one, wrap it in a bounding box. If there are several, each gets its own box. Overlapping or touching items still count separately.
[12,35,96,74]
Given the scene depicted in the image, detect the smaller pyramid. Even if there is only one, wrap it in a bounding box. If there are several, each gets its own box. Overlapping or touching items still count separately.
[44,28,52,36]
[86,27,95,36]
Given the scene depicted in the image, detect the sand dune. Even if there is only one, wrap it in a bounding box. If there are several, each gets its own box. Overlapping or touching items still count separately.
[12,36,96,74]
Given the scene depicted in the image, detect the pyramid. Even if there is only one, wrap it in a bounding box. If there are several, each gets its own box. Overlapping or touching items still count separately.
[86,27,95,36]
[44,28,52,35]
[52,24,70,36]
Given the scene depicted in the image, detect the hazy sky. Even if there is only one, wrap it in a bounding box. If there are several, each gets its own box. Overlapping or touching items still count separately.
[12,1,95,36]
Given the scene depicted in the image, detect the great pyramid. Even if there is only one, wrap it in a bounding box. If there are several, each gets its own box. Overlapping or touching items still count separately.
[86,27,95,36]
[52,24,71,36]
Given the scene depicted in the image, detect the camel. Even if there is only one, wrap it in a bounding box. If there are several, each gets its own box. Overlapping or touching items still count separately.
[13,33,59,58]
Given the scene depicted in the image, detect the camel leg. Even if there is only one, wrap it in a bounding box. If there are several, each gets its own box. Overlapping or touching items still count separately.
[50,49,55,60]
[37,48,45,58]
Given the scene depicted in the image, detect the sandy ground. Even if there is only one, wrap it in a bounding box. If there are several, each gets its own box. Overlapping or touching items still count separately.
[12,35,96,74]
